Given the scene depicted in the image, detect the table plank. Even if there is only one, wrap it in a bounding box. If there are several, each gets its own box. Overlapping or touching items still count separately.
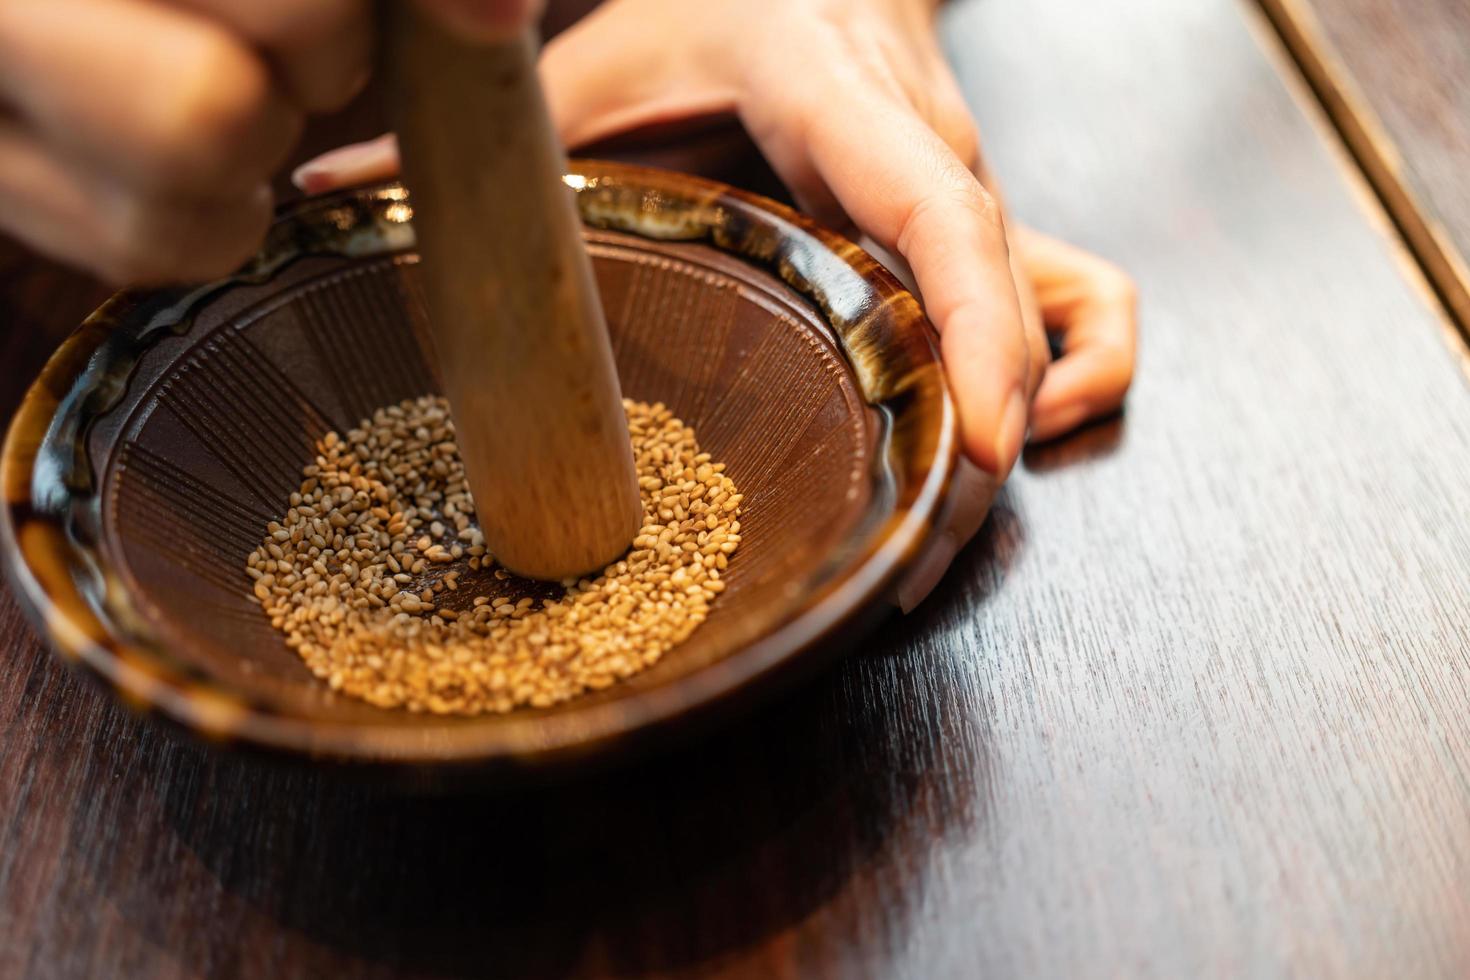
[1259,0,1470,338]
[3,0,1470,976]
[925,4,1470,973]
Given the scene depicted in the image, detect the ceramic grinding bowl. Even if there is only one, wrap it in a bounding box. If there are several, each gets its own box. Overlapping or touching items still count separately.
[0,162,962,772]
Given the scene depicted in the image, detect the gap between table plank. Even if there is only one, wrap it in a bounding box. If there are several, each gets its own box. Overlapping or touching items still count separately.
[1256,0,1470,355]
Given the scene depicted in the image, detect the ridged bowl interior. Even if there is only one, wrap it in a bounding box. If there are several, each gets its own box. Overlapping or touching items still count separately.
[1,166,956,765]
[96,234,876,726]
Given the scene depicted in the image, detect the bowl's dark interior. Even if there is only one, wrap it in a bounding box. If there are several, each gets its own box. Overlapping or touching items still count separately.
[89,229,880,724]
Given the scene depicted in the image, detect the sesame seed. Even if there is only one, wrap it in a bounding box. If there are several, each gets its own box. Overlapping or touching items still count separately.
[245,396,742,715]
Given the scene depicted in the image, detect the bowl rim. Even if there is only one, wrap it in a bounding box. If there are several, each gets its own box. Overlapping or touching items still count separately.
[0,161,958,766]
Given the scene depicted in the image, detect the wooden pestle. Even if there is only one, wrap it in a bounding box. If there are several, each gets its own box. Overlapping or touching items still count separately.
[381,8,642,581]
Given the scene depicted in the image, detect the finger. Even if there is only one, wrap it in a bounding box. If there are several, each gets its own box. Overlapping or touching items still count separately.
[1009,225,1049,399]
[414,0,546,43]
[926,89,1050,400]
[292,133,401,193]
[1018,228,1138,442]
[540,2,736,150]
[0,0,302,197]
[748,128,850,231]
[293,2,744,194]
[0,121,113,275]
[0,120,272,284]
[786,96,1030,477]
[164,0,372,112]
[106,184,275,285]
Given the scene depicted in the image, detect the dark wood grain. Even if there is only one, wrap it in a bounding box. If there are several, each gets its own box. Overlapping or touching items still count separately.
[1309,0,1470,219]
[4,0,1470,976]
[1259,0,1470,338]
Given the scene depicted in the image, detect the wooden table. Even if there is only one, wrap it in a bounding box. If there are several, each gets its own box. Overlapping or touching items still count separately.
[1262,0,1470,337]
[4,0,1470,976]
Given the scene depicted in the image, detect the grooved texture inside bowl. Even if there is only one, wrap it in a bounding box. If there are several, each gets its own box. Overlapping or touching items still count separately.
[94,230,878,724]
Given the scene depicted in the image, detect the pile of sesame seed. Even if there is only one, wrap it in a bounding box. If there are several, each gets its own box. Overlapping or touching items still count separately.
[245,395,742,715]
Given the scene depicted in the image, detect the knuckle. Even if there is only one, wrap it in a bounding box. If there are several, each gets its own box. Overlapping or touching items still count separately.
[944,175,1002,234]
[1094,262,1139,309]
[145,31,276,182]
[102,194,263,285]
[896,167,1001,255]
[965,180,1002,226]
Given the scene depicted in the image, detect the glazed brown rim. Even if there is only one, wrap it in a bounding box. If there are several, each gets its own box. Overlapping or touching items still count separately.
[0,161,958,766]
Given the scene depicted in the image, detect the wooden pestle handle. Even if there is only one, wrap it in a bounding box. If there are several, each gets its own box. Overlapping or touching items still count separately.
[381,7,642,581]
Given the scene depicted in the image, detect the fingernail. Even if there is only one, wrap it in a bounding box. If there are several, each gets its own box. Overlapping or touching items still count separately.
[290,138,391,193]
[994,388,1027,478]
[290,162,333,194]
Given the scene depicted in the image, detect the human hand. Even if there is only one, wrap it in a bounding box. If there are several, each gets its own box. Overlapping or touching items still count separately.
[890,226,1135,608]
[296,0,1136,476]
[0,0,540,284]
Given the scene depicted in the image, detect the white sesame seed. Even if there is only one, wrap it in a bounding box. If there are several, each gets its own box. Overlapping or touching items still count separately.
[246,396,742,716]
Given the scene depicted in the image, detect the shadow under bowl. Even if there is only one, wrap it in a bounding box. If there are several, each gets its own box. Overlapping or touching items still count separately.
[0,162,958,774]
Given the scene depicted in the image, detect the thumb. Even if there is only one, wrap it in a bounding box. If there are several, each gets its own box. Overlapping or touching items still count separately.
[412,0,544,43]
[292,2,732,195]
[541,6,735,150]
[291,0,541,193]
